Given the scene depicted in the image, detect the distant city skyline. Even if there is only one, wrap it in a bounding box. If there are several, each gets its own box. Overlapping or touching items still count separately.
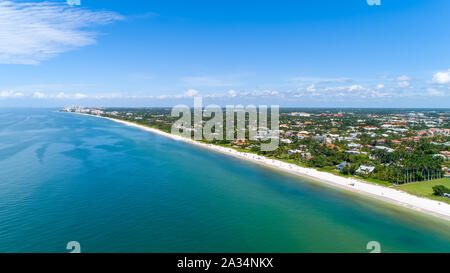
[0,0,449,107]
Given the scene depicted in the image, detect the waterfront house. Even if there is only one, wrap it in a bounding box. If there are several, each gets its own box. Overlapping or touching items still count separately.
[337,162,350,171]
[356,165,375,174]
[288,150,302,156]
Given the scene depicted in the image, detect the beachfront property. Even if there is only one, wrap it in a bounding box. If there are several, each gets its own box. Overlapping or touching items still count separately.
[356,165,376,174]
[61,107,450,188]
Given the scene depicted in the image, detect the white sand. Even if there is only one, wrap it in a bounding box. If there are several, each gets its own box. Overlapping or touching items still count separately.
[75,113,450,221]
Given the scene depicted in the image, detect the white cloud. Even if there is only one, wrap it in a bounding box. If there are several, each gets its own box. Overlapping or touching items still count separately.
[50,92,88,99]
[154,89,200,99]
[393,75,412,89]
[396,81,410,88]
[240,90,280,97]
[0,1,123,64]
[92,93,124,99]
[228,89,237,97]
[33,91,46,98]
[2,71,448,102]
[348,85,364,91]
[55,92,69,99]
[294,83,396,99]
[206,89,282,98]
[73,93,88,99]
[0,89,24,98]
[306,84,316,93]
[257,90,279,96]
[396,75,411,81]
[184,89,198,97]
[432,69,450,84]
[427,88,445,96]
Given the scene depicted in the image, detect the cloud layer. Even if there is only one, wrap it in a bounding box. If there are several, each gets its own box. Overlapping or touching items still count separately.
[432,69,450,84]
[1,68,449,107]
[0,0,123,64]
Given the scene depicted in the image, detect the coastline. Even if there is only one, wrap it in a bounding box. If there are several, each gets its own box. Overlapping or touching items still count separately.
[70,112,450,221]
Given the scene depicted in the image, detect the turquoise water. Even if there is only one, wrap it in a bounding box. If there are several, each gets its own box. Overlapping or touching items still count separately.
[0,108,449,253]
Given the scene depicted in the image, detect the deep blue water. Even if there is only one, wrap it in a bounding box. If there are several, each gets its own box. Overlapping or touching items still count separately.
[0,108,449,253]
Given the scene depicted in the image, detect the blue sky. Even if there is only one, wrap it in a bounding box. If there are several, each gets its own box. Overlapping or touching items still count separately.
[0,0,449,107]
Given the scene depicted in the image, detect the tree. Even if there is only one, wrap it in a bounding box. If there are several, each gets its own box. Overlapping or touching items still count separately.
[432,185,450,196]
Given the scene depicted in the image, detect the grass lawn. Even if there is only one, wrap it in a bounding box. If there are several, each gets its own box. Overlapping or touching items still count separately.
[397,178,450,204]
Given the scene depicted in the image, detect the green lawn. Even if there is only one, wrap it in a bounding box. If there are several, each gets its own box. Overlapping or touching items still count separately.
[397,178,450,204]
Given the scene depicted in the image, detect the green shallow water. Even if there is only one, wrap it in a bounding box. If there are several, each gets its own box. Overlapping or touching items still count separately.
[0,108,449,253]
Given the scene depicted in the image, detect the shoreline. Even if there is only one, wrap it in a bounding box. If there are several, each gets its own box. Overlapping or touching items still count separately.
[70,112,450,221]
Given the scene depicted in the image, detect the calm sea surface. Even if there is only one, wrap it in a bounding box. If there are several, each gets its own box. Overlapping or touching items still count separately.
[0,108,449,253]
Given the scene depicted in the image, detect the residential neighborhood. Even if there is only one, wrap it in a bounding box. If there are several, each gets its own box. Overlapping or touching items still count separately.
[63,107,450,186]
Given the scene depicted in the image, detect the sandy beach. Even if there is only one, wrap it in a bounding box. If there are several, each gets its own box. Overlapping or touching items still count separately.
[75,113,450,221]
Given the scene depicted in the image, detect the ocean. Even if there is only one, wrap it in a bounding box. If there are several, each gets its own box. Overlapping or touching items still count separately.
[0,108,449,253]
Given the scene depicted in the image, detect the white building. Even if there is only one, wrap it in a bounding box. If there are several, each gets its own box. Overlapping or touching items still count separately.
[356,165,375,174]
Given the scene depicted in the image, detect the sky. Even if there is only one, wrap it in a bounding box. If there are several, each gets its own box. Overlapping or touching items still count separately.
[0,0,449,107]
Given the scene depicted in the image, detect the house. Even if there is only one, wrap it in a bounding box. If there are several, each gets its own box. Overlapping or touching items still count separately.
[326,144,342,151]
[347,142,361,149]
[337,162,350,171]
[313,135,331,144]
[356,165,375,174]
[440,151,450,158]
[290,112,311,117]
[235,142,250,147]
[342,136,359,142]
[433,154,447,160]
[373,146,394,153]
[288,150,302,156]
[284,131,294,137]
[90,109,104,115]
[302,152,313,160]
[344,150,362,156]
